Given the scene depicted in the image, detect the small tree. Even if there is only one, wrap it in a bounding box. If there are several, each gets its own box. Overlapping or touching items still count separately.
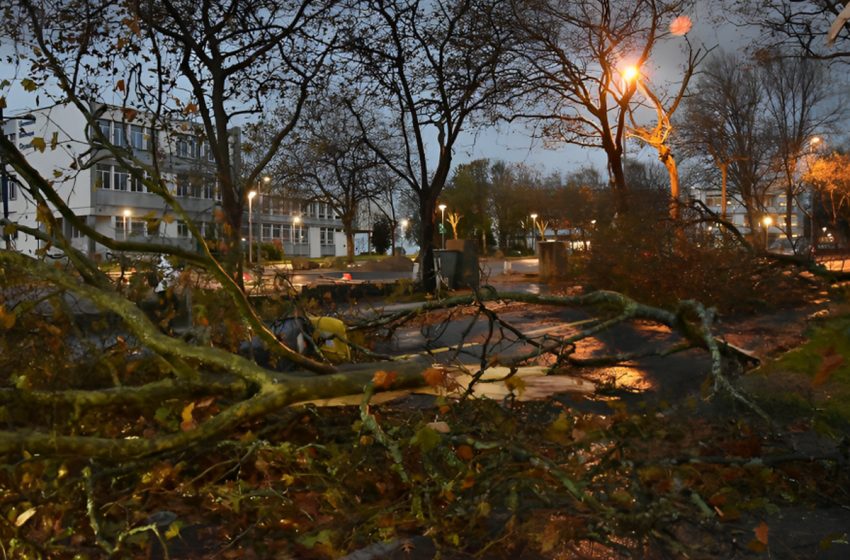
[371,215,394,255]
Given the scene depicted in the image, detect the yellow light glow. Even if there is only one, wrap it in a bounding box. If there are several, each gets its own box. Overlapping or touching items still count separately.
[247,190,257,200]
[622,66,640,82]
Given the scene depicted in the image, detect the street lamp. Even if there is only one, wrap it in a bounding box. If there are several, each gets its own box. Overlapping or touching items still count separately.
[257,176,270,265]
[762,215,773,250]
[122,209,131,241]
[438,204,447,249]
[622,65,640,84]
[530,213,538,252]
[247,190,257,263]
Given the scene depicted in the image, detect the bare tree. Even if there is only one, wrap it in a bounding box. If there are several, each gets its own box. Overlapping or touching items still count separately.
[759,53,839,241]
[279,95,391,264]
[510,0,689,211]
[745,0,850,63]
[343,0,519,291]
[678,51,777,238]
[625,42,707,219]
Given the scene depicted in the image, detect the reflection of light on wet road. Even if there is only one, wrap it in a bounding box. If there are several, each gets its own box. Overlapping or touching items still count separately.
[597,366,656,392]
[527,284,540,295]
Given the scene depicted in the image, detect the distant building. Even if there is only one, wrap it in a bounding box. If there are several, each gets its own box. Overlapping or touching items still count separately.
[1,103,346,259]
[694,186,806,249]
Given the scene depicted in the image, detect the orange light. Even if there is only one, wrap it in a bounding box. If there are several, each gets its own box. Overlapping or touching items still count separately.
[622,66,640,82]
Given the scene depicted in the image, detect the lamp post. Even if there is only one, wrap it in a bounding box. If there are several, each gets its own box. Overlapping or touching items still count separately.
[808,137,823,253]
[247,190,257,263]
[293,214,302,253]
[438,204,447,249]
[762,215,773,251]
[256,176,270,265]
[122,209,131,241]
[530,213,538,252]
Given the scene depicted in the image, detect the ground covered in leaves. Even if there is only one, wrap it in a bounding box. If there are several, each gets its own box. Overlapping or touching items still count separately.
[2,386,849,559]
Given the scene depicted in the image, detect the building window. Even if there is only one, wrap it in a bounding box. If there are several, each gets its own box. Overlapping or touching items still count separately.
[176,174,191,197]
[95,164,112,189]
[129,125,148,150]
[176,135,199,159]
[6,176,18,200]
[70,224,83,239]
[292,225,306,244]
[96,119,111,142]
[201,177,215,200]
[113,168,129,191]
[115,217,147,238]
[261,223,272,240]
[705,195,722,207]
[113,124,127,147]
[320,227,334,246]
[130,171,146,193]
[177,220,190,237]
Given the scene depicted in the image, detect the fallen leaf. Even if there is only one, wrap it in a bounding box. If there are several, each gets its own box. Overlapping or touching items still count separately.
[372,370,398,389]
[426,421,450,433]
[180,402,197,431]
[15,507,37,527]
[423,367,446,387]
[456,444,474,461]
[754,521,769,545]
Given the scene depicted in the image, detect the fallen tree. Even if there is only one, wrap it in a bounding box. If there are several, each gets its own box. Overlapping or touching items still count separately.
[1,245,770,461]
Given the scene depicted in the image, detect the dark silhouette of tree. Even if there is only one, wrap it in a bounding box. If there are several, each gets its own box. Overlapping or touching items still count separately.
[343,0,519,291]
[371,214,394,254]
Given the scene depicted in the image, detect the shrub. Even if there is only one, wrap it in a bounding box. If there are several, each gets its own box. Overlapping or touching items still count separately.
[585,206,810,312]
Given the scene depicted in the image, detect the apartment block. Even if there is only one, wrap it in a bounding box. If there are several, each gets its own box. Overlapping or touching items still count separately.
[1,103,346,259]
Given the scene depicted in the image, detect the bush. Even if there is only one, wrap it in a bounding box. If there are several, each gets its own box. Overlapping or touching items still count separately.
[585,207,809,312]
[260,241,283,261]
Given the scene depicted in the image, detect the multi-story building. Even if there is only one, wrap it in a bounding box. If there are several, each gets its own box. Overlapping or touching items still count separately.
[1,103,346,259]
[695,186,806,249]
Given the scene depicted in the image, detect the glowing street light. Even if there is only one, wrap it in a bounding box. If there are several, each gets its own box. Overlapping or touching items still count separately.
[438,204,447,249]
[622,65,640,84]
[762,215,773,250]
[530,213,538,252]
[247,190,257,263]
[122,209,131,241]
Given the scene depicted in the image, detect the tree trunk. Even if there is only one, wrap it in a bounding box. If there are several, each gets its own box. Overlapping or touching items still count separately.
[605,147,629,214]
[419,195,437,292]
[660,147,680,221]
[342,216,356,264]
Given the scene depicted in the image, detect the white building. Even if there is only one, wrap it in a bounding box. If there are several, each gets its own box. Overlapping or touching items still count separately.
[695,186,806,249]
[1,103,347,259]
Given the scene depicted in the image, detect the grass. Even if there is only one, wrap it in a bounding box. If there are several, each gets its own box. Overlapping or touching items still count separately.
[742,314,850,432]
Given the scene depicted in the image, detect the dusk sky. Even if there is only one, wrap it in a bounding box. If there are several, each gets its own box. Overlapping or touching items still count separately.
[0,2,761,179]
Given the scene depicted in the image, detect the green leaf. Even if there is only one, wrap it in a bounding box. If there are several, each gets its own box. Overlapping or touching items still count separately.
[410,425,441,453]
[31,137,46,152]
[297,529,335,549]
[21,78,37,92]
[50,132,59,150]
